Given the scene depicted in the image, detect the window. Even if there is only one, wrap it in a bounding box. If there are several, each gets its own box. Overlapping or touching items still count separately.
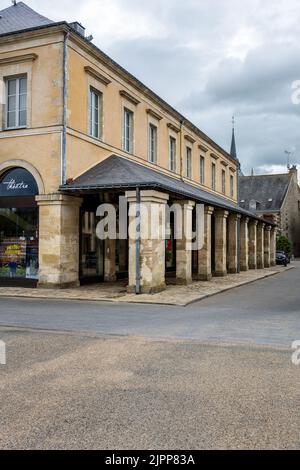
[186,147,192,179]
[89,88,103,139]
[200,155,205,185]
[230,175,234,198]
[123,108,134,153]
[169,137,176,172]
[222,169,226,194]
[149,124,157,164]
[6,76,27,129]
[211,162,216,190]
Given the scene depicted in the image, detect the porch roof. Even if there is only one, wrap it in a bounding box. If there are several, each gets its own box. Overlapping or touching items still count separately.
[60,155,274,225]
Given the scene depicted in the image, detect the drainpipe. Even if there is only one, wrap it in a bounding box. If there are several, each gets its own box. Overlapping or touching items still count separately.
[237,161,241,273]
[62,31,69,185]
[180,119,185,181]
[136,186,141,294]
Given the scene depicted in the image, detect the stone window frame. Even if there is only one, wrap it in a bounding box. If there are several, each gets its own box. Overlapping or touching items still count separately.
[0,61,33,132]
[86,72,106,142]
[120,96,136,154]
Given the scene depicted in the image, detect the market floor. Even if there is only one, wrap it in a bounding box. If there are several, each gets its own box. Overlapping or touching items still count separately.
[0,329,299,450]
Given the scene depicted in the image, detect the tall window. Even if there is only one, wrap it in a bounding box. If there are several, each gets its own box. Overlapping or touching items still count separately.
[211,162,216,190]
[186,147,192,179]
[6,76,27,129]
[200,155,205,185]
[230,175,234,198]
[222,169,226,194]
[149,124,157,164]
[123,108,134,153]
[169,137,176,172]
[89,88,102,139]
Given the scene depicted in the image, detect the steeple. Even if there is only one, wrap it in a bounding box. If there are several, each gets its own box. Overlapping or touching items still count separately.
[230,115,237,160]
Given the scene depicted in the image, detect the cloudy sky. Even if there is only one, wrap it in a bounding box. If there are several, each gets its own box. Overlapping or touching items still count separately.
[6,0,300,176]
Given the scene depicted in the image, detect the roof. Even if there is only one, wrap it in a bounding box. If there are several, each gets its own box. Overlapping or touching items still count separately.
[60,155,273,224]
[240,174,290,212]
[0,4,238,167]
[0,2,53,34]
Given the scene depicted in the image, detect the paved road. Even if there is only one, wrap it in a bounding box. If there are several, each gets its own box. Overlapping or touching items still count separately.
[0,330,300,450]
[0,263,299,347]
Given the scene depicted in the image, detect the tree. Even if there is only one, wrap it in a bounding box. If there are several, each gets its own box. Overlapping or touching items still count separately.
[277,235,292,255]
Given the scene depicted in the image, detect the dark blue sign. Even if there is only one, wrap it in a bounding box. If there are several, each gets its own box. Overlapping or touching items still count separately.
[0,168,38,197]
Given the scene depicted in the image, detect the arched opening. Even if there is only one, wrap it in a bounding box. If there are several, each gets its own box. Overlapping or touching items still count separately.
[0,168,39,287]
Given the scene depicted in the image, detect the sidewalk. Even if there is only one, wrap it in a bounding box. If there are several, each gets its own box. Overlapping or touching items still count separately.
[0,265,293,306]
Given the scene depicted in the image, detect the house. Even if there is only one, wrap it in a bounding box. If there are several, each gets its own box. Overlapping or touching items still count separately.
[240,166,300,256]
[0,2,275,292]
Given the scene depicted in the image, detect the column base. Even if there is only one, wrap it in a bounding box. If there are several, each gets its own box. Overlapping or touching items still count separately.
[270,261,276,267]
[257,263,264,269]
[176,278,193,286]
[227,268,238,274]
[104,275,117,283]
[214,271,227,277]
[240,266,249,272]
[38,281,80,289]
[127,284,166,294]
[249,263,257,270]
[197,273,213,281]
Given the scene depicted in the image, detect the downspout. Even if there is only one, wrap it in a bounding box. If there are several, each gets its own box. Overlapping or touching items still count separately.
[237,161,241,273]
[180,119,185,181]
[62,30,69,185]
[135,186,141,294]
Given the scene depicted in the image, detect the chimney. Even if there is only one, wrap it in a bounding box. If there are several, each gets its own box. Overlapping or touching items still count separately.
[69,22,86,37]
[288,165,298,181]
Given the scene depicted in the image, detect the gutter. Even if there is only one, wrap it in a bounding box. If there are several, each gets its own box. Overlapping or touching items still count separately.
[62,30,69,185]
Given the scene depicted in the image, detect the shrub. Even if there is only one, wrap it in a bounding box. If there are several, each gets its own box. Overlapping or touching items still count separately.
[277,235,292,255]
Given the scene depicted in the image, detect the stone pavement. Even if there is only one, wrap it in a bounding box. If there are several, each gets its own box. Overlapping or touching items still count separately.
[0,265,292,306]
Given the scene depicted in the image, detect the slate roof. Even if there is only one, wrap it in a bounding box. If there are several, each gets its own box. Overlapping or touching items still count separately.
[60,155,272,223]
[240,174,290,212]
[0,2,53,35]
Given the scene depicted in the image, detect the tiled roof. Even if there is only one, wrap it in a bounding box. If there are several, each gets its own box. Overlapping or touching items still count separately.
[0,2,53,35]
[60,154,272,223]
[240,174,290,212]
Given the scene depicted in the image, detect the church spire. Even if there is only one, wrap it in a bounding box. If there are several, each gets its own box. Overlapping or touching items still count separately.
[230,115,237,159]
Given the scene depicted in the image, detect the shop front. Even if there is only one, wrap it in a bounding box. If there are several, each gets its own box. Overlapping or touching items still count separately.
[0,168,39,287]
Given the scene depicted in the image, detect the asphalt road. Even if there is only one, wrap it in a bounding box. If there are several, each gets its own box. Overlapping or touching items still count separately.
[0,263,299,347]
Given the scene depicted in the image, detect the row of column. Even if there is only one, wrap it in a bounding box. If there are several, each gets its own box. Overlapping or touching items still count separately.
[36,192,277,293]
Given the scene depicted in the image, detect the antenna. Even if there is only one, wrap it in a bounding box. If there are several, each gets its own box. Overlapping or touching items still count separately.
[285,150,292,170]
[12,0,17,5]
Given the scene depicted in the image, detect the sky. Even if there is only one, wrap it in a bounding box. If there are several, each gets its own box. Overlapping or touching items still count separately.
[3,0,300,177]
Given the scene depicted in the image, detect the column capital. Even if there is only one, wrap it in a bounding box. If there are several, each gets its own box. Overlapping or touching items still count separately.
[241,216,250,224]
[205,206,215,216]
[173,200,196,211]
[265,225,272,232]
[249,219,259,226]
[229,212,241,221]
[258,222,266,229]
[125,190,169,205]
[214,209,229,219]
[36,194,83,207]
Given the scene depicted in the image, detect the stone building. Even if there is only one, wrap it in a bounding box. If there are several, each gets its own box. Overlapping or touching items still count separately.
[240,166,300,256]
[0,2,276,292]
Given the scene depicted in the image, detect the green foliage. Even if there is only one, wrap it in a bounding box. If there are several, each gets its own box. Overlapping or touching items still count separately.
[277,235,292,255]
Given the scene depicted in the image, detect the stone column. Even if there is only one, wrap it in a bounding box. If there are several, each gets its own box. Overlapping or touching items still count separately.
[104,238,116,282]
[175,200,196,285]
[198,206,214,281]
[240,217,249,271]
[248,220,258,270]
[227,213,240,274]
[257,223,265,269]
[214,209,229,277]
[36,194,82,288]
[264,226,271,268]
[270,227,277,267]
[126,190,169,294]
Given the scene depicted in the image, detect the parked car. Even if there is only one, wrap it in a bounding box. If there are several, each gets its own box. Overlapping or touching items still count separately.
[277,251,291,264]
[276,251,288,266]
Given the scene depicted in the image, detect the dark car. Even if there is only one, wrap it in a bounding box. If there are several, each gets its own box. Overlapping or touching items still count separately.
[276,251,288,266]
[277,250,291,264]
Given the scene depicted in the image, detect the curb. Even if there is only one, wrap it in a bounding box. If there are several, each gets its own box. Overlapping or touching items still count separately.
[0,266,294,307]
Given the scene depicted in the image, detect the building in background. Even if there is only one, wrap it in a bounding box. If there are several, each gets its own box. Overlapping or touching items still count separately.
[240,166,300,256]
